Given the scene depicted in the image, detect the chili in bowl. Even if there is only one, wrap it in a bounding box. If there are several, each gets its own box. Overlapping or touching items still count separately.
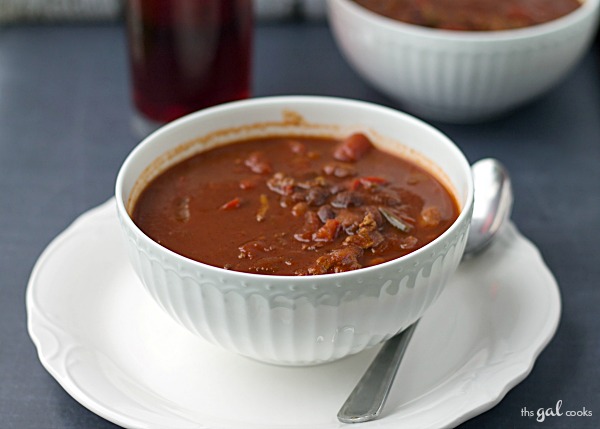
[351,0,583,31]
[115,96,474,365]
[327,0,600,123]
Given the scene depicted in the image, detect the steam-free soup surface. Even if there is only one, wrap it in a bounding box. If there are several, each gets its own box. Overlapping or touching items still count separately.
[353,0,582,31]
[132,134,459,275]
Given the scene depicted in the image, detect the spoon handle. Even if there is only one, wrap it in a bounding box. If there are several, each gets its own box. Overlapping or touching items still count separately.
[337,322,418,423]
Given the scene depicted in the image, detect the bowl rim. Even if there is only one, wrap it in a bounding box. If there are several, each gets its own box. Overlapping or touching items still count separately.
[330,0,600,42]
[115,95,474,283]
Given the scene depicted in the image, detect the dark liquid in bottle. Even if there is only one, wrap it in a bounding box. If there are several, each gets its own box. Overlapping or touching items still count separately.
[126,0,253,123]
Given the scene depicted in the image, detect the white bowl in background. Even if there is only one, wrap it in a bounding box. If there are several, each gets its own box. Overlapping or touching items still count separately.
[115,96,474,365]
[327,0,600,123]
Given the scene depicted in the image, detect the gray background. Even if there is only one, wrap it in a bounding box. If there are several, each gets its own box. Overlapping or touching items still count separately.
[1,20,599,428]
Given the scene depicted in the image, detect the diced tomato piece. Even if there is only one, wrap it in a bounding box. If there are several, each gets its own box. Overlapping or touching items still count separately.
[362,176,388,185]
[333,133,374,162]
[313,219,340,242]
[220,197,241,210]
[350,176,388,190]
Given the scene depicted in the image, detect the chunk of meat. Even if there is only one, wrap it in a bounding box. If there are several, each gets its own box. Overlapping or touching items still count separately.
[370,188,404,206]
[267,172,295,195]
[308,245,364,275]
[335,210,364,234]
[363,206,384,227]
[344,211,384,249]
[400,235,419,249]
[375,231,419,253]
[293,211,321,242]
[238,240,275,260]
[305,187,329,206]
[333,133,374,162]
[345,229,384,249]
[419,206,442,228]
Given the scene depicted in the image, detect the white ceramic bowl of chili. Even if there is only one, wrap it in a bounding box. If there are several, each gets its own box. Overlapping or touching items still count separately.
[327,0,600,123]
[115,96,474,366]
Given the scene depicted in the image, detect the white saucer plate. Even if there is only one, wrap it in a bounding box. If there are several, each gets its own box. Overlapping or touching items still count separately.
[27,199,561,429]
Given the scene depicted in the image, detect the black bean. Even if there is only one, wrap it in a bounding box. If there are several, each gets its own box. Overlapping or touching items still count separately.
[317,205,336,223]
[331,191,363,208]
[306,187,329,206]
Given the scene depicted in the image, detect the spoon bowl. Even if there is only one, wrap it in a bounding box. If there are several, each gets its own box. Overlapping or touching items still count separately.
[464,158,513,257]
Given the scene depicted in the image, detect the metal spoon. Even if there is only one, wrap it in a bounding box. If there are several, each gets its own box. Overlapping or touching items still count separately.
[337,158,513,424]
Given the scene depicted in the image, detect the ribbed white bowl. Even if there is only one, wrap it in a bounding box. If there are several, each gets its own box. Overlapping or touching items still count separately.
[115,96,473,365]
[328,0,600,123]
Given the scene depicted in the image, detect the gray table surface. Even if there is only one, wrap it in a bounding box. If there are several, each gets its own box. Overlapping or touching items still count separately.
[1,21,599,429]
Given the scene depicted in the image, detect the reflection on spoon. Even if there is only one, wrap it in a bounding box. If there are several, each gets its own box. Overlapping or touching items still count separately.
[464,158,513,257]
[337,158,513,424]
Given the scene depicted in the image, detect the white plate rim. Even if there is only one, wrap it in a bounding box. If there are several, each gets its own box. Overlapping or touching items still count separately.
[26,199,562,429]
